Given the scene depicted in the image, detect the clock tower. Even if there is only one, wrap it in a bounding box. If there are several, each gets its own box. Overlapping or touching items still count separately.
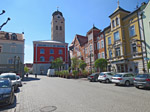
[51,10,65,42]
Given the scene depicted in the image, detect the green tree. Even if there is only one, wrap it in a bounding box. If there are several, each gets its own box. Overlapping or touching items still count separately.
[24,66,29,73]
[79,60,87,70]
[148,61,150,69]
[52,58,63,71]
[94,58,107,72]
[71,57,80,70]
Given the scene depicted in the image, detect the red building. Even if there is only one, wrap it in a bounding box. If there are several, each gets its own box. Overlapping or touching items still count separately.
[33,10,68,75]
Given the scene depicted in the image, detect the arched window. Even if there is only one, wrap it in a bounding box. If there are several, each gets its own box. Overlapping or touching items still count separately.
[112,20,115,28]
[56,26,58,30]
[59,49,63,54]
[116,17,119,26]
[50,49,54,54]
[40,56,45,62]
[40,49,44,54]
[60,26,62,30]
[11,33,17,40]
[49,56,54,62]
[59,57,63,61]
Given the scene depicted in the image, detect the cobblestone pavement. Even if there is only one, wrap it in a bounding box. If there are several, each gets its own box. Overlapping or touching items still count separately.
[1,75,150,112]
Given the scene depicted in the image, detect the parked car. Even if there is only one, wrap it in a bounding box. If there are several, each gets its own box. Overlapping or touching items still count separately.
[0,78,15,105]
[87,73,99,82]
[47,69,55,77]
[112,73,134,86]
[0,73,18,91]
[98,72,113,83]
[16,75,22,87]
[134,74,150,89]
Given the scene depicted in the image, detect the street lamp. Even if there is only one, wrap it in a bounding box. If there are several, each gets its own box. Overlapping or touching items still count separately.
[0,10,11,30]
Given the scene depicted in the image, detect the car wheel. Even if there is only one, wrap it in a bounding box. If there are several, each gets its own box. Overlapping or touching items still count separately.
[106,79,109,83]
[115,83,119,86]
[136,86,139,89]
[125,81,130,86]
[99,81,102,83]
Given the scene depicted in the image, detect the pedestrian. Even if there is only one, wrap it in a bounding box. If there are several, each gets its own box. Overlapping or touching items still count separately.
[135,66,139,75]
[26,73,28,78]
[35,73,37,78]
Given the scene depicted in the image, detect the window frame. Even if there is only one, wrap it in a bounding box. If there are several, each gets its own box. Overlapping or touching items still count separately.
[40,56,45,62]
[115,47,121,57]
[40,49,45,54]
[108,37,111,45]
[114,31,120,41]
[101,40,104,48]
[50,49,54,54]
[129,25,136,37]
[49,56,54,62]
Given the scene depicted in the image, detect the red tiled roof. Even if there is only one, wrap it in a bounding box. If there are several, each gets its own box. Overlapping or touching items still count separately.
[76,34,88,46]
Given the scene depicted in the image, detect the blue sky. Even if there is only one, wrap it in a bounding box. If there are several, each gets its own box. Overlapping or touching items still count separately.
[0,0,148,63]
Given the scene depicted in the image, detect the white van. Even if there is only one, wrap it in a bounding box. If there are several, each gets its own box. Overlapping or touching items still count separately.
[47,69,55,77]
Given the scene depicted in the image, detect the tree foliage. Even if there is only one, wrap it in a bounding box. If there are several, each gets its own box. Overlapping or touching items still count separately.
[51,58,63,71]
[79,60,87,70]
[24,66,29,73]
[71,57,80,70]
[148,61,150,69]
[94,58,107,72]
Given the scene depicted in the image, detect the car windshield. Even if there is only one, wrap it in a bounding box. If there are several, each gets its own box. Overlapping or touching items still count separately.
[100,73,105,76]
[0,80,11,88]
[136,74,149,78]
[114,74,122,77]
[0,75,16,80]
[90,73,97,76]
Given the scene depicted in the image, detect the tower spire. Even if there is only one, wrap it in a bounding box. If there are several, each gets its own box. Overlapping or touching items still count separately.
[117,0,120,8]
[57,6,59,11]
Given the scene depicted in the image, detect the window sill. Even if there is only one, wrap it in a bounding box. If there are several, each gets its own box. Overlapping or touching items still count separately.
[130,35,137,38]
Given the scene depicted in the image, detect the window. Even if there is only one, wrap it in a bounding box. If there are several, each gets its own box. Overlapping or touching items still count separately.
[102,52,105,58]
[101,40,104,48]
[112,20,115,28]
[114,31,120,41]
[90,45,92,52]
[97,37,100,41]
[40,56,45,62]
[8,59,13,64]
[49,56,54,62]
[85,48,87,54]
[57,16,60,18]
[11,33,17,40]
[129,25,135,37]
[108,37,111,45]
[98,53,101,59]
[116,17,119,26]
[100,34,103,38]
[56,26,58,30]
[60,26,62,30]
[115,47,121,57]
[132,43,137,52]
[40,49,44,54]
[97,42,100,50]
[59,49,63,54]
[109,50,112,58]
[59,57,63,60]
[50,49,54,54]
[11,46,16,53]
[0,46,2,53]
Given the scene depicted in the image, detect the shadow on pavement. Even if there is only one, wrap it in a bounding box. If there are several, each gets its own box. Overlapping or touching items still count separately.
[22,77,40,82]
[0,95,17,111]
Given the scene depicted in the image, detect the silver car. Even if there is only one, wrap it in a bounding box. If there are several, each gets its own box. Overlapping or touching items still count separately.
[112,73,134,86]
[0,73,18,91]
[98,72,113,83]
[16,75,22,87]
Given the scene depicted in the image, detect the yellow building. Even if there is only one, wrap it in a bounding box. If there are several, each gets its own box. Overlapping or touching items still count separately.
[105,4,147,73]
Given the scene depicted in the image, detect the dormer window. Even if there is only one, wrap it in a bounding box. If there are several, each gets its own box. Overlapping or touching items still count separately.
[11,33,17,40]
[112,20,115,28]
[116,17,119,26]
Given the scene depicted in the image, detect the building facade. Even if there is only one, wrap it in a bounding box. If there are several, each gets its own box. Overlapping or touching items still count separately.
[0,31,25,77]
[69,26,105,72]
[105,4,148,73]
[33,10,68,75]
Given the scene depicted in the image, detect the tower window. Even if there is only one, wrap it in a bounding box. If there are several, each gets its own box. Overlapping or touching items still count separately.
[56,26,58,30]
[60,26,62,30]
[116,17,119,26]
[58,16,60,18]
[61,22,63,23]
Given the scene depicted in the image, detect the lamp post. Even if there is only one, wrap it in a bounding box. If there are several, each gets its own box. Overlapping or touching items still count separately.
[0,10,11,31]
